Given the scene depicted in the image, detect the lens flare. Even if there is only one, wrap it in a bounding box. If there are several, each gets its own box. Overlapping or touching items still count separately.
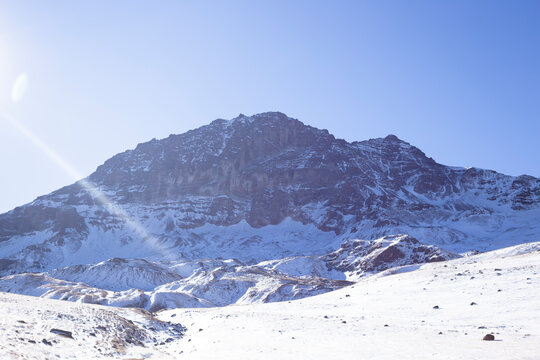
[11,73,29,103]
[2,111,174,260]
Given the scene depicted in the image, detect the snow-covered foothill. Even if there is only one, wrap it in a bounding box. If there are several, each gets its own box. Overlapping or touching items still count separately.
[46,257,183,291]
[0,234,457,310]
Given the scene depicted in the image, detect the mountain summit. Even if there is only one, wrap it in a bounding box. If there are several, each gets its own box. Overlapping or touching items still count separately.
[0,112,539,274]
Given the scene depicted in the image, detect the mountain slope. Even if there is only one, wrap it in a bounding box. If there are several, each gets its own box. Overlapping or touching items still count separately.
[0,112,539,275]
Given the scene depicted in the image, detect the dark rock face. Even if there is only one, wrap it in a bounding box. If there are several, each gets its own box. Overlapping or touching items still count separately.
[19,112,539,230]
[0,112,539,274]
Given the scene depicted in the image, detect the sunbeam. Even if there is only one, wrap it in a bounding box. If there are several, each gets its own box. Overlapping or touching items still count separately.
[1,111,175,261]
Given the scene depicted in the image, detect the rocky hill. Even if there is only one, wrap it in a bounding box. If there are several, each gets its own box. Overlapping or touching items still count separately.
[0,235,455,310]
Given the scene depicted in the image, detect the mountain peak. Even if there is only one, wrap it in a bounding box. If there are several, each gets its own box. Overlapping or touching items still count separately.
[384,134,401,142]
[230,111,296,124]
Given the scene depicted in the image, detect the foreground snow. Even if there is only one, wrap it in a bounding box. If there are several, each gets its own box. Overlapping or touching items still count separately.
[1,243,538,359]
[157,247,540,359]
[0,292,184,359]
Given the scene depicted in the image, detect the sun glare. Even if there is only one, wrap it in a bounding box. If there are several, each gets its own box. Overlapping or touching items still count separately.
[1,111,173,261]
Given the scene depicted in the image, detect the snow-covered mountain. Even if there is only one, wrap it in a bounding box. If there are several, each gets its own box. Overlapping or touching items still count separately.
[1,112,538,358]
[0,112,538,276]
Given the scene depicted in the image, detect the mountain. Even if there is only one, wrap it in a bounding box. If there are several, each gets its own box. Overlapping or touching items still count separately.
[1,111,538,276]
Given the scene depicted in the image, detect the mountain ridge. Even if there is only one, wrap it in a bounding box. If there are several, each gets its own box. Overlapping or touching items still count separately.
[0,111,539,276]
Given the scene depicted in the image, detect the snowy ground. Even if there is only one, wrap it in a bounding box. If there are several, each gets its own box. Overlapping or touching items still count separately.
[1,244,538,359]
[157,247,540,359]
[0,292,184,359]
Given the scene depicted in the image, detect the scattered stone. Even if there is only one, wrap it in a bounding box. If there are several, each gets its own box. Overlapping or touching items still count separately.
[494,269,502,271]
[478,326,486,329]
[438,332,443,335]
[497,289,502,292]
[42,339,53,346]
[171,314,176,318]
[345,294,350,297]
[483,334,495,341]
[50,328,73,339]
[470,302,477,306]
[17,320,26,324]
[27,340,36,344]
[198,328,203,332]
[342,320,347,324]
[384,324,389,327]
[433,305,439,309]
[324,315,329,319]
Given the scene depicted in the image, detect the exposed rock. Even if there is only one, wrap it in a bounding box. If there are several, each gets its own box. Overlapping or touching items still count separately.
[50,329,73,339]
[324,235,459,279]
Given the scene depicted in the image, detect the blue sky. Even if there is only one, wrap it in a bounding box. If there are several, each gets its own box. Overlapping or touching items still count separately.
[0,1,539,212]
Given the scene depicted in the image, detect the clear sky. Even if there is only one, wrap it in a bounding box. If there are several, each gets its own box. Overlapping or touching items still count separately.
[0,1,539,213]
